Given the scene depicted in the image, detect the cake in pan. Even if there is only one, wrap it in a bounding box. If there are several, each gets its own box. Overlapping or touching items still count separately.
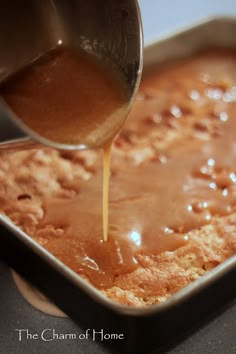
[0,49,235,306]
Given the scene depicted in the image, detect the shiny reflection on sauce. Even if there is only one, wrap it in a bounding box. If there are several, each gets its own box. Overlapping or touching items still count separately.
[0,47,129,148]
[9,49,236,289]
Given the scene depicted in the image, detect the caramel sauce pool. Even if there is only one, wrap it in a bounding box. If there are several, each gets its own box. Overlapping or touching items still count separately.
[3,49,236,289]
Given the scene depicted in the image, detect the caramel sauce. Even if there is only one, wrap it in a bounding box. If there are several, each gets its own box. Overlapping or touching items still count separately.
[3,49,236,289]
[0,47,129,148]
[102,142,112,242]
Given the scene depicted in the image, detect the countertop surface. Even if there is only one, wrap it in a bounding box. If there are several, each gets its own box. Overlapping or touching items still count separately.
[1,1,236,353]
[0,262,235,354]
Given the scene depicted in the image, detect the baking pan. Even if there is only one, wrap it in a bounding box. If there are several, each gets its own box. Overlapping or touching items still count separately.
[0,16,236,354]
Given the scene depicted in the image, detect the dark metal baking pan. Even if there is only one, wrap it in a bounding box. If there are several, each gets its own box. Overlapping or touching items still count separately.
[0,16,236,354]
